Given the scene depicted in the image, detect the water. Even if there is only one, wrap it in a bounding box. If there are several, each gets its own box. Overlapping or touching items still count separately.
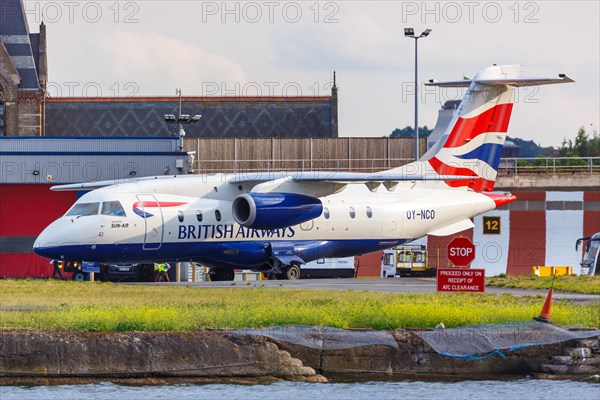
[1,380,598,400]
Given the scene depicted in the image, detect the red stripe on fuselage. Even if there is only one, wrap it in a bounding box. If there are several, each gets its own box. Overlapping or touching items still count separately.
[443,103,513,149]
[132,201,187,209]
[483,192,517,207]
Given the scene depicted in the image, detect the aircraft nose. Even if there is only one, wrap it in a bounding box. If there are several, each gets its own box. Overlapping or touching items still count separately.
[33,222,64,260]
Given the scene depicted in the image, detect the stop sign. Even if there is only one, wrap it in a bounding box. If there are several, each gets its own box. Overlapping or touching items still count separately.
[447,237,475,267]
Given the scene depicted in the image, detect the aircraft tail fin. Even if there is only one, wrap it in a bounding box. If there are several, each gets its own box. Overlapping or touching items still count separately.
[389,65,573,192]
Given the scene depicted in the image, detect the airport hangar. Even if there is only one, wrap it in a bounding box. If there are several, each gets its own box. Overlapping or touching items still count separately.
[1,0,599,279]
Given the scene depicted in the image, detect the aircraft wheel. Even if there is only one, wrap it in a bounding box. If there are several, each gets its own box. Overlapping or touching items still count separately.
[285,264,301,280]
[212,268,235,281]
[223,269,235,281]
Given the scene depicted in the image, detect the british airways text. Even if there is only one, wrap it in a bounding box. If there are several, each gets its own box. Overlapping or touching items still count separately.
[178,224,296,240]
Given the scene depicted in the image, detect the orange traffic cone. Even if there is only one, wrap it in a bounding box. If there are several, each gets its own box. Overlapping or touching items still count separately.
[534,288,553,323]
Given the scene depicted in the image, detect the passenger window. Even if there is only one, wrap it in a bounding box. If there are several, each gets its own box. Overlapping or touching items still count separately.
[366,206,373,218]
[349,207,356,219]
[66,202,100,217]
[101,201,126,217]
[178,210,184,222]
[323,208,330,219]
[196,210,203,222]
[215,210,222,222]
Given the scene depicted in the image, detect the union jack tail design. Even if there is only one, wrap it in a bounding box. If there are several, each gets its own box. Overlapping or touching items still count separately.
[390,65,573,192]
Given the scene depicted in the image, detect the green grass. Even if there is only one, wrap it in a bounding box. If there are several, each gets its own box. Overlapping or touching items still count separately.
[486,275,600,294]
[0,280,598,332]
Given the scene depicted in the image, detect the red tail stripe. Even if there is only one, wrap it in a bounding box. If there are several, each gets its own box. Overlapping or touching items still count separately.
[444,178,495,192]
[443,103,513,148]
[428,157,495,192]
[428,157,478,177]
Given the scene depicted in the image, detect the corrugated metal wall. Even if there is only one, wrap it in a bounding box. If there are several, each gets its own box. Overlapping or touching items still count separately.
[0,184,77,278]
[0,137,188,184]
[0,137,178,153]
[184,137,423,173]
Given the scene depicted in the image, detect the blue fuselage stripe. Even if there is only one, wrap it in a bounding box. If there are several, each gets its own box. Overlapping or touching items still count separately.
[34,239,408,269]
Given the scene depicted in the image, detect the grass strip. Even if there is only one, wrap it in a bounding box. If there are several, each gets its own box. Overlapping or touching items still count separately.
[0,280,598,332]
[486,275,600,294]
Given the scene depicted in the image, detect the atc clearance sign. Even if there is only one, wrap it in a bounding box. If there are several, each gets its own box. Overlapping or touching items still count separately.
[437,268,485,292]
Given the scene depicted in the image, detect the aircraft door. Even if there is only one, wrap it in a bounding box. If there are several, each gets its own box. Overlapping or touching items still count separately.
[136,194,164,250]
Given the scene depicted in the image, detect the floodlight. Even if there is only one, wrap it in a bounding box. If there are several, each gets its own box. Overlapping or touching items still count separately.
[404,28,414,37]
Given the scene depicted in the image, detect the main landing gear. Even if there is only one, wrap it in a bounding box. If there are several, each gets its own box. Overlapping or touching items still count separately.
[265,258,302,281]
[209,268,235,281]
[209,261,302,282]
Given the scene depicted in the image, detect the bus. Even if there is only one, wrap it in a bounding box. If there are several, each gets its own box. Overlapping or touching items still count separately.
[381,245,440,277]
[577,232,600,276]
[300,257,356,279]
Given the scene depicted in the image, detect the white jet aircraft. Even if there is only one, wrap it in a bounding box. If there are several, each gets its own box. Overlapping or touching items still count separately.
[34,65,573,280]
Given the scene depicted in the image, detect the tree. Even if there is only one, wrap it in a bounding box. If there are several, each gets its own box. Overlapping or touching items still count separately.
[559,126,600,157]
[390,126,432,138]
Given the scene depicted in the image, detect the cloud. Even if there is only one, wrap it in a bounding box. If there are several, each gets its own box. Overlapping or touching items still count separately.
[271,7,404,71]
[96,30,247,95]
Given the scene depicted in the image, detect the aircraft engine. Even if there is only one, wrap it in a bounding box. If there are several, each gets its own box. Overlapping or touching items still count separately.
[232,192,323,230]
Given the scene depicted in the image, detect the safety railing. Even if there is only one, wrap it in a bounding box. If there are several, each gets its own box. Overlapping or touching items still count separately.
[497,157,600,175]
[192,157,600,175]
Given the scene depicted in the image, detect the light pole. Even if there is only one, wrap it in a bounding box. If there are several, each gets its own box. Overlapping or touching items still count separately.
[404,28,431,161]
[164,89,202,152]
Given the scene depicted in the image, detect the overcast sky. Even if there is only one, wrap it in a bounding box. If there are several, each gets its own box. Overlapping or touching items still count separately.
[25,0,599,147]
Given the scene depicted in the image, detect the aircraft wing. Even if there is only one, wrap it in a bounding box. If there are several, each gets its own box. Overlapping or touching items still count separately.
[49,176,173,191]
[228,171,473,183]
[228,171,475,196]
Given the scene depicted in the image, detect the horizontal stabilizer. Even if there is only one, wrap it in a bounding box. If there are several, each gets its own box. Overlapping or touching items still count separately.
[427,219,474,236]
[425,74,574,87]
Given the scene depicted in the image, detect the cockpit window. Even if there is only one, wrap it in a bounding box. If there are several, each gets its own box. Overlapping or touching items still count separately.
[66,202,100,217]
[101,201,126,217]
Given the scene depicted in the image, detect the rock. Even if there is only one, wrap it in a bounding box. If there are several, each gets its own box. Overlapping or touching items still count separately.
[579,339,599,352]
[570,347,592,359]
[577,356,600,366]
[0,330,322,382]
[550,356,574,366]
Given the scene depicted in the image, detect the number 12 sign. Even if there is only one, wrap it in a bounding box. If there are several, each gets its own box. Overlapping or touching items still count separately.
[483,216,501,235]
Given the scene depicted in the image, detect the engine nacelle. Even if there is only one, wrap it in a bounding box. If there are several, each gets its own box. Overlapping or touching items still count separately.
[232,192,323,230]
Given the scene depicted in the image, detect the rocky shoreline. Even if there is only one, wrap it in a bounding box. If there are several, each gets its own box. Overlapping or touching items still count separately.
[1,329,598,385]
